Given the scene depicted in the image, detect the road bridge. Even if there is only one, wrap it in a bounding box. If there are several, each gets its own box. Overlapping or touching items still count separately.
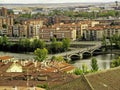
[48,42,102,60]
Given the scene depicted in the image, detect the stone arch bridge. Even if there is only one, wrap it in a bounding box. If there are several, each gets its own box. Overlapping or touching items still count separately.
[48,43,102,60]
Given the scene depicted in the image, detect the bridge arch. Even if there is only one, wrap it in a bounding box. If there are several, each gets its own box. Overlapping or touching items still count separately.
[92,48,103,56]
[69,54,81,61]
[82,51,92,59]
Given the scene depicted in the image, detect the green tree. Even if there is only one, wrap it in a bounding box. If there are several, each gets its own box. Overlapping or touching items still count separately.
[91,57,99,72]
[50,41,63,53]
[18,38,31,51]
[111,57,120,68]
[102,35,107,50]
[74,68,83,75]
[2,35,8,45]
[0,36,3,45]
[62,38,70,51]
[82,63,88,73]
[55,56,65,62]
[34,48,48,62]
[109,37,113,52]
[31,38,45,49]
[51,56,56,61]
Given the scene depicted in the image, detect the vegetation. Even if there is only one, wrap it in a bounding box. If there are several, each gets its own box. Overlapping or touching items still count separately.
[37,83,48,89]
[102,34,120,51]
[34,48,48,62]
[74,63,90,75]
[91,58,99,72]
[51,56,65,62]
[47,10,120,19]
[49,38,70,54]
[111,57,120,68]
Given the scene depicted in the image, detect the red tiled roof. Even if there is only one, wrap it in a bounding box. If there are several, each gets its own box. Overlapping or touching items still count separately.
[0,56,13,60]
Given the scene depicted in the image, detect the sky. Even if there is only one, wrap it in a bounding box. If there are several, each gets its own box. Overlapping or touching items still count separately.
[0,0,118,4]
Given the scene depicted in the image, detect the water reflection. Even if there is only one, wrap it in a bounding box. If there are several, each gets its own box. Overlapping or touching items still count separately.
[72,54,119,70]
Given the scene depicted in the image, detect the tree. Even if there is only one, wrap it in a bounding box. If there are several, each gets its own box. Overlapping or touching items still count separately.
[102,35,107,50]
[34,48,48,62]
[18,38,31,51]
[82,63,88,73]
[31,38,45,50]
[55,56,65,62]
[91,57,99,72]
[2,35,8,45]
[50,41,63,53]
[62,38,70,51]
[109,37,113,52]
[74,68,83,75]
[111,57,120,68]
[0,36,3,45]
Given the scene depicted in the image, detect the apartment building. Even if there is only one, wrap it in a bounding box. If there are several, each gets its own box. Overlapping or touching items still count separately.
[83,26,104,40]
[40,26,76,41]
[19,25,28,37]
[7,25,13,37]
[0,7,8,17]
[104,26,120,38]
[13,25,19,37]
[21,19,43,38]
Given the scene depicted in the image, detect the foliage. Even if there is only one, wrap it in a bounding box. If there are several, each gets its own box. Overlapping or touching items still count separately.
[31,38,46,50]
[74,68,83,75]
[2,35,8,45]
[37,83,48,89]
[51,56,56,61]
[82,63,88,73]
[62,38,70,51]
[111,57,120,68]
[18,38,31,51]
[19,13,32,18]
[102,35,107,47]
[34,48,48,62]
[54,56,65,62]
[91,57,99,72]
[74,64,90,75]
[49,38,71,54]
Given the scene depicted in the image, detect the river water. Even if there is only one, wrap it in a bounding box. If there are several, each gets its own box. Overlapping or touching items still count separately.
[72,54,119,70]
[0,51,119,70]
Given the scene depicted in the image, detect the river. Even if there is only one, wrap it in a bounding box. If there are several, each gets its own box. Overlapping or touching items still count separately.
[72,54,119,70]
[0,51,119,70]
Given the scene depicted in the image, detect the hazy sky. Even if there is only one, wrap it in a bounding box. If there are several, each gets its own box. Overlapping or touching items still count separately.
[0,0,117,4]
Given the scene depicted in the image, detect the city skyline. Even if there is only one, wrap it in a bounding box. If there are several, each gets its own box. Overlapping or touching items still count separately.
[0,0,118,4]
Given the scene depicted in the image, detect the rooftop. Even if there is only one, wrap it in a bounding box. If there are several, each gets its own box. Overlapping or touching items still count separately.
[49,66,120,90]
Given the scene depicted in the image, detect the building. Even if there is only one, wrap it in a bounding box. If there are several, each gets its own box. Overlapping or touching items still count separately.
[40,26,76,41]
[19,25,28,37]
[104,26,120,38]
[6,62,23,72]
[50,67,120,90]
[22,19,43,38]
[0,7,8,17]
[83,26,104,40]
[7,25,13,37]
[13,25,19,37]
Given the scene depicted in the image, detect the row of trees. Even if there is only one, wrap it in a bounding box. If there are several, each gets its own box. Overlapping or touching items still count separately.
[48,10,120,19]
[49,38,70,54]
[74,57,99,75]
[17,10,120,20]
[0,36,70,53]
[102,34,120,51]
